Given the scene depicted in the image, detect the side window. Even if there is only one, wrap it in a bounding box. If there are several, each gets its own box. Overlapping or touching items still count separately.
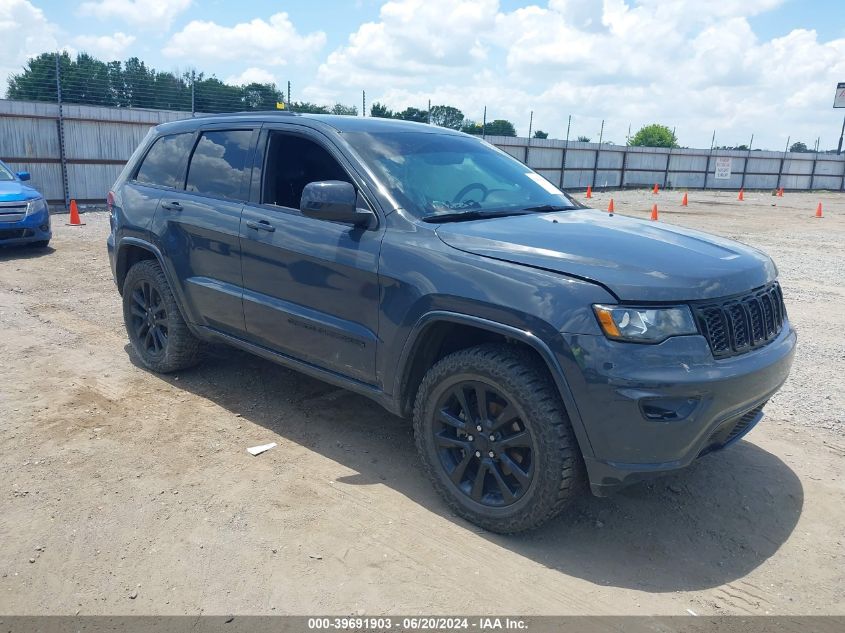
[186,130,253,200]
[135,133,194,188]
[262,132,351,209]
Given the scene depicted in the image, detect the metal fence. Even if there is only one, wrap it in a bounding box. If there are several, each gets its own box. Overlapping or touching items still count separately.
[2,98,844,209]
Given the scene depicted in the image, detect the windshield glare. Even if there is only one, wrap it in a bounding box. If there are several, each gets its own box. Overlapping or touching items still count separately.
[0,163,15,182]
[342,131,576,218]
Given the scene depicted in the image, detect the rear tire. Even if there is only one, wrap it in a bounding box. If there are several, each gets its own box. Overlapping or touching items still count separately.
[122,259,200,373]
[413,343,585,533]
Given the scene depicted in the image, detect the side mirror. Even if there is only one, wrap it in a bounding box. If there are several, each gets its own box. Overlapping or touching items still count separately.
[16,171,31,182]
[300,181,375,228]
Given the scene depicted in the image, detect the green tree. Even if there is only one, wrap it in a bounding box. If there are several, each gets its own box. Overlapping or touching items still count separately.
[628,123,678,148]
[429,104,465,129]
[330,103,358,116]
[576,135,591,142]
[533,130,548,139]
[395,106,429,123]
[370,102,394,118]
[7,52,66,102]
[789,141,808,153]
[485,119,517,136]
[241,82,283,110]
[460,120,483,135]
[290,101,330,114]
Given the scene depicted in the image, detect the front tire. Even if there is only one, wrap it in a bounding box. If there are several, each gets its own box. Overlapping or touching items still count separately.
[413,344,585,533]
[122,259,200,373]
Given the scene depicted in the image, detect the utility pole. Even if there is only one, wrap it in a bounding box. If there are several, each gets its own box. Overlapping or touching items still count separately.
[482,106,487,140]
[190,70,196,116]
[428,99,431,124]
[287,81,291,106]
[559,114,571,189]
[362,90,366,117]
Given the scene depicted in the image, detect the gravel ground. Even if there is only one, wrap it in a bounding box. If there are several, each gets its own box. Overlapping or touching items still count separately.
[0,189,842,616]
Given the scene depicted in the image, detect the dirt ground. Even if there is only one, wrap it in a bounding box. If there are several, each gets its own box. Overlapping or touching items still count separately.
[0,189,843,616]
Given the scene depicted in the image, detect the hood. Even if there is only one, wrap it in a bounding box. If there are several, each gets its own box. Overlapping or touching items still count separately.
[0,180,41,203]
[435,208,777,302]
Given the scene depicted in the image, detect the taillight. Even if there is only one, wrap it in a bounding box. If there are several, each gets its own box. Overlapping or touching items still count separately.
[107,191,115,214]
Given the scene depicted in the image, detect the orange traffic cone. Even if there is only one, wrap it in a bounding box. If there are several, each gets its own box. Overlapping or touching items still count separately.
[586,185,592,199]
[738,189,744,201]
[66,199,85,226]
[777,187,784,197]
[607,198,615,212]
[815,202,823,218]
[681,192,688,206]
[650,203,659,221]
[652,183,659,195]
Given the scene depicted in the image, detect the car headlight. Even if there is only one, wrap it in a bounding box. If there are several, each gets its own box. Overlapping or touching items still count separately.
[26,198,48,217]
[593,304,698,343]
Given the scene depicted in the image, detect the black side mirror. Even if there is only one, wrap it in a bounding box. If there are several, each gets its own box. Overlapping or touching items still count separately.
[300,181,375,228]
[16,171,31,182]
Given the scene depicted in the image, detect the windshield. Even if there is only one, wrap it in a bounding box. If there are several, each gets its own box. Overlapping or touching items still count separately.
[342,131,578,219]
[0,162,15,182]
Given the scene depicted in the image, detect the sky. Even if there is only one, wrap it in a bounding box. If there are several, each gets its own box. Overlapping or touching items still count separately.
[2,0,844,150]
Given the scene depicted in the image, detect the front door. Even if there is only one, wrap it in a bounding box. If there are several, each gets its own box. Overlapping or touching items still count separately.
[239,127,382,384]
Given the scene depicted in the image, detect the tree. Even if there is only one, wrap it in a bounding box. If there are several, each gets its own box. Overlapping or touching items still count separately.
[789,141,808,153]
[395,106,429,123]
[629,123,678,148]
[331,103,358,116]
[429,104,465,130]
[289,101,330,114]
[533,130,548,139]
[576,135,591,142]
[370,102,394,118]
[241,82,283,110]
[460,120,483,135]
[485,119,517,136]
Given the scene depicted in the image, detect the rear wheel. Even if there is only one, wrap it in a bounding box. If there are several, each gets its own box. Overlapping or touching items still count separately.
[413,343,585,533]
[122,259,200,373]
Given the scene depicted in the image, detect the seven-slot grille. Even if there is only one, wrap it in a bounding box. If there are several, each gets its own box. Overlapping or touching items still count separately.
[692,282,786,358]
[0,201,28,223]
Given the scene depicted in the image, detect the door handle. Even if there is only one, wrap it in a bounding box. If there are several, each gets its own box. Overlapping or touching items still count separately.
[246,219,275,232]
[160,201,182,211]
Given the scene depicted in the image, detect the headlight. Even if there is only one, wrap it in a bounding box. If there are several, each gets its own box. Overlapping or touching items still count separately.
[26,198,48,216]
[593,304,698,343]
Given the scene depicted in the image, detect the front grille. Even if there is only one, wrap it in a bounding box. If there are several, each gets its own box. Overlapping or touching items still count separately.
[692,282,786,358]
[0,228,34,240]
[0,202,27,223]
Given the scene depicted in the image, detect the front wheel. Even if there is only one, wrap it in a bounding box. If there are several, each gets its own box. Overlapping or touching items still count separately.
[122,259,200,373]
[413,344,585,533]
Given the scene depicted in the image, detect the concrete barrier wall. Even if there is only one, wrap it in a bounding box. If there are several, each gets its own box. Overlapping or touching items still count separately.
[2,99,843,208]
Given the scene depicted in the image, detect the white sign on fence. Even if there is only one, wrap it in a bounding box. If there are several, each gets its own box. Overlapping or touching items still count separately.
[714,157,732,179]
[834,82,845,108]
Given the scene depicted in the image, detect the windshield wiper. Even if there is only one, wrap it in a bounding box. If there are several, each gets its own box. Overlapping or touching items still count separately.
[422,209,533,223]
[520,204,576,212]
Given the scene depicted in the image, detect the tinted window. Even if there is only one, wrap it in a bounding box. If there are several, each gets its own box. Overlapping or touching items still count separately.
[135,133,193,188]
[186,130,253,200]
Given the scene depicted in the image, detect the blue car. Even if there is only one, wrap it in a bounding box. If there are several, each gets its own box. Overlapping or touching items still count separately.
[0,160,51,248]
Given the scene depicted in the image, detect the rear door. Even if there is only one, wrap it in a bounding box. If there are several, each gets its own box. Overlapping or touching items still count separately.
[238,126,383,383]
[151,125,258,335]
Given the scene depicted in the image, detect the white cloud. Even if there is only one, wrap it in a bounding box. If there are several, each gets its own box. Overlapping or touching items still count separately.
[0,0,59,86]
[162,13,326,66]
[225,67,278,86]
[78,0,192,30]
[305,0,845,149]
[71,32,136,61]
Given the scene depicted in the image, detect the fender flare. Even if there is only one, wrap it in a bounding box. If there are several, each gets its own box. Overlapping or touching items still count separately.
[115,236,199,335]
[393,310,595,459]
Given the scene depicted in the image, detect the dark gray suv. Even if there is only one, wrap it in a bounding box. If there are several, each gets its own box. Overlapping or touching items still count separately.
[107,112,796,533]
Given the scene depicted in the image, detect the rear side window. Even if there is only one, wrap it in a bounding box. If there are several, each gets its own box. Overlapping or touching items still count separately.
[186,130,253,200]
[135,133,194,188]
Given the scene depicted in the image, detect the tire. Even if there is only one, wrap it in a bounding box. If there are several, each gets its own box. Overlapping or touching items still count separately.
[122,259,200,373]
[413,343,585,533]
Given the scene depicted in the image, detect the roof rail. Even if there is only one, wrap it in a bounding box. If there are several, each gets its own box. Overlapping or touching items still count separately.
[194,110,299,118]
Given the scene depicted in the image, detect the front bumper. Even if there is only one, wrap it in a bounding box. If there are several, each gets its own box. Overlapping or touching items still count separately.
[0,206,51,246]
[559,321,796,495]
